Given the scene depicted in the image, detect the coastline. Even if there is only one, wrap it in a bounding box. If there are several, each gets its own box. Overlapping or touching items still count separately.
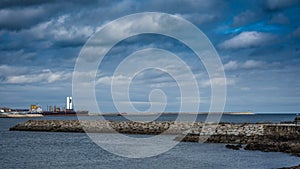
[0,114,43,118]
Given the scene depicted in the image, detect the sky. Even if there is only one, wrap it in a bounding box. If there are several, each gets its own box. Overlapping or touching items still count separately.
[0,0,300,113]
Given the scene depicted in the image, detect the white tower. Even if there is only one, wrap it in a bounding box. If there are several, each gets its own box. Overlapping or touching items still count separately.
[66,97,73,110]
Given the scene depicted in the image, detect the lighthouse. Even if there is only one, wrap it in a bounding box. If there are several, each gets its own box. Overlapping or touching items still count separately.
[66,97,73,110]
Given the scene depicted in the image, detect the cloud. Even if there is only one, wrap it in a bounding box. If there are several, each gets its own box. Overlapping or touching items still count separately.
[176,13,219,25]
[51,25,94,47]
[200,77,235,88]
[223,60,265,71]
[266,0,300,10]
[269,13,290,24]
[3,68,71,84]
[0,7,53,30]
[0,0,56,9]
[13,15,95,48]
[223,61,239,71]
[0,65,29,78]
[0,1,101,31]
[96,74,130,86]
[0,50,36,65]
[291,27,300,38]
[240,87,251,91]
[96,66,186,88]
[144,0,225,13]
[241,60,264,69]
[219,31,275,50]
[231,10,260,27]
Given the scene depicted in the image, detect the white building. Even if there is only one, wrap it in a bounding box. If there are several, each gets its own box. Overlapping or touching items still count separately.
[66,97,73,110]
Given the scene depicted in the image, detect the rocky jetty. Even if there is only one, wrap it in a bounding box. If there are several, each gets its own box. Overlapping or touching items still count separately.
[10,120,192,134]
[244,124,300,157]
[10,120,265,136]
[179,124,300,157]
[10,120,300,157]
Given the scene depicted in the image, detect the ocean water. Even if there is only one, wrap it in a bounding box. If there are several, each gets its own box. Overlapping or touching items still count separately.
[101,113,297,123]
[0,115,299,169]
[37,113,297,123]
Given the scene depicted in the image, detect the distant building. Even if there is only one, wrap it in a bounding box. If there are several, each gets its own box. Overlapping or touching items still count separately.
[30,104,42,113]
[0,107,11,112]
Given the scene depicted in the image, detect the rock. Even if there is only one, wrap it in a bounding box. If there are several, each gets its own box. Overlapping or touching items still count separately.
[225,144,242,150]
[294,116,300,124]
[278,164,300,169]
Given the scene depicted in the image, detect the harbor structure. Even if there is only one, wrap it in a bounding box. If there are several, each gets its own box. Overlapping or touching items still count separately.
[66,97,73,110]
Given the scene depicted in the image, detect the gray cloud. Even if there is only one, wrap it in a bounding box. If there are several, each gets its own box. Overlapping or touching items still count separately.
[266,0,300,10]
[0,1,102,31]
[219,31,276,50]
[231,10,261,27]
[223,60,265,71]
[292,27,300,38]
[0,0,55,9]
[0,50,36,65]
[269,13,290,24]
[0,65,29,78]
[2,68,72,84]
[0,7,51,30]
[177,13,220,25]
[142,0,225,13]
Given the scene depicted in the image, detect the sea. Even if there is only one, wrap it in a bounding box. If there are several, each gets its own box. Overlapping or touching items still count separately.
[0,114,299,169]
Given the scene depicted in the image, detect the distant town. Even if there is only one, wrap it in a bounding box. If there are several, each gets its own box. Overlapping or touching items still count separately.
[0,97,88,117]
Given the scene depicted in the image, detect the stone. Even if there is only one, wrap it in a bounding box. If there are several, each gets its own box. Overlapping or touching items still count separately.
[225,144,242,150]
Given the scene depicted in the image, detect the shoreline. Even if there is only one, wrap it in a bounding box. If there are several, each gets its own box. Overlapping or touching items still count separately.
[0,114,43,118]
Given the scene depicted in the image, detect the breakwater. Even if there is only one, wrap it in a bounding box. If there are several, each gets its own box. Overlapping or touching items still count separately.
[10,120,300,156]
[9,120,265,135]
